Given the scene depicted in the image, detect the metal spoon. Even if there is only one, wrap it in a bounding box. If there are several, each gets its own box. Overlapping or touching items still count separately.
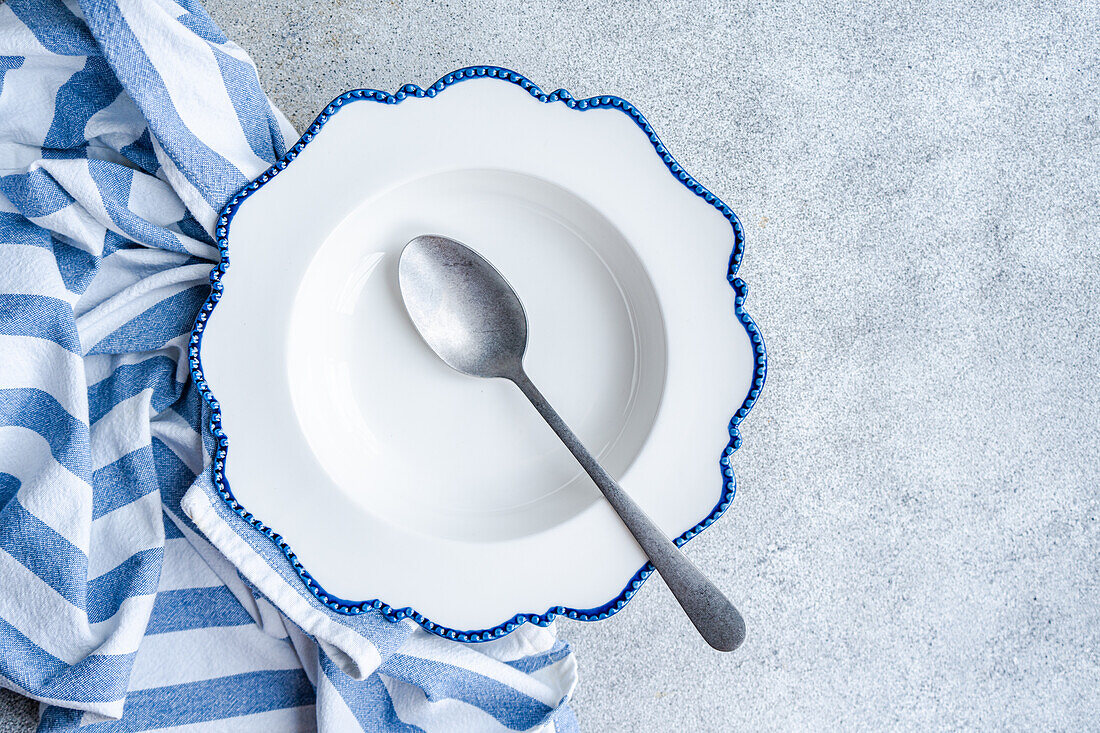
[398,234,745,652]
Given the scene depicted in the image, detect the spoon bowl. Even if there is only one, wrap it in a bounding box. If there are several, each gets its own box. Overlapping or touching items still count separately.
[398,235,528,379]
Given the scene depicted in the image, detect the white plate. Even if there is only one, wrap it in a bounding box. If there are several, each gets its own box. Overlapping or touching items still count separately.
[193,67,766,640]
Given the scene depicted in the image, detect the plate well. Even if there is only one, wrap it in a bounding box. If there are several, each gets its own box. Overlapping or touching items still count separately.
[286,168,668,541]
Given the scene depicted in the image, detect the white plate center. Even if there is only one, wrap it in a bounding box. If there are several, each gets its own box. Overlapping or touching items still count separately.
[287,169,666,541]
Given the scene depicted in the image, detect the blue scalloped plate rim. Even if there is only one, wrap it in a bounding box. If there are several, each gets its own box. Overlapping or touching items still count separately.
[189,65,768,643]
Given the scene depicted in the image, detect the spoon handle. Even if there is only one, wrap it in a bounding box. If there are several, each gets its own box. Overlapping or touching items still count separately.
[511,370,745,652]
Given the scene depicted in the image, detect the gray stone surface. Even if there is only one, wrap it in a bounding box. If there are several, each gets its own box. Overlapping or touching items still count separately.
[0,689,33,733]
[4,1,1098,730]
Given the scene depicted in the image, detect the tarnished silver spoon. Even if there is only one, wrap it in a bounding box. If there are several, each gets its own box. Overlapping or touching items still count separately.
[398,234,745,651]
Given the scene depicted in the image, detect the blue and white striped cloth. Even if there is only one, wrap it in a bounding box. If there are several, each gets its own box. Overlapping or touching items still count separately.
[0,1,578,729]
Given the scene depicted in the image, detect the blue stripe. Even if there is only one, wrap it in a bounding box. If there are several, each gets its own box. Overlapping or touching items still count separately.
[151,433,197,499]
[40,147,87,161]
[87,547,163,624]
[175,9,228,45]
[6,0,98,56]
[88,356,185,426]
[0,294,80,353]
[0,614,133,704]
[0,497,86,608]
[0,56,23,97]
[320,652,423,733]
[504,639,572,674]
[550,703,581,733]
[43,55,124,153]
[0,169,76,219]
[39,669,314,732]
[37,705,84,729]
[163,512,185,539]
[173,380,204,434]
[0,213,51,248]
[175,213,214,245]
[119,129,159,176]
[210,46,283,164]
[151,436,198,521]
[145,586,254,634]
[382,655,553,731]
[102,230,139,259]
[0,472,19,510]
[87,160,184,253]
[91,445,157,519]
[88,284,207,355]
[82,4,249,209]
[0,388,88,477]
[52,237,99,294]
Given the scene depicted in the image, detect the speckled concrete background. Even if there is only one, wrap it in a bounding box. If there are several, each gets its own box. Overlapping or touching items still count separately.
[4,1,1098,730]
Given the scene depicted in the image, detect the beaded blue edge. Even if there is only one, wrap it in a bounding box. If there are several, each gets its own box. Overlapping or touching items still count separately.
[189,65,768,643]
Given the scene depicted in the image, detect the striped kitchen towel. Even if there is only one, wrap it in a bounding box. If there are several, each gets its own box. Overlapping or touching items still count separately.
[0,0,578,730]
